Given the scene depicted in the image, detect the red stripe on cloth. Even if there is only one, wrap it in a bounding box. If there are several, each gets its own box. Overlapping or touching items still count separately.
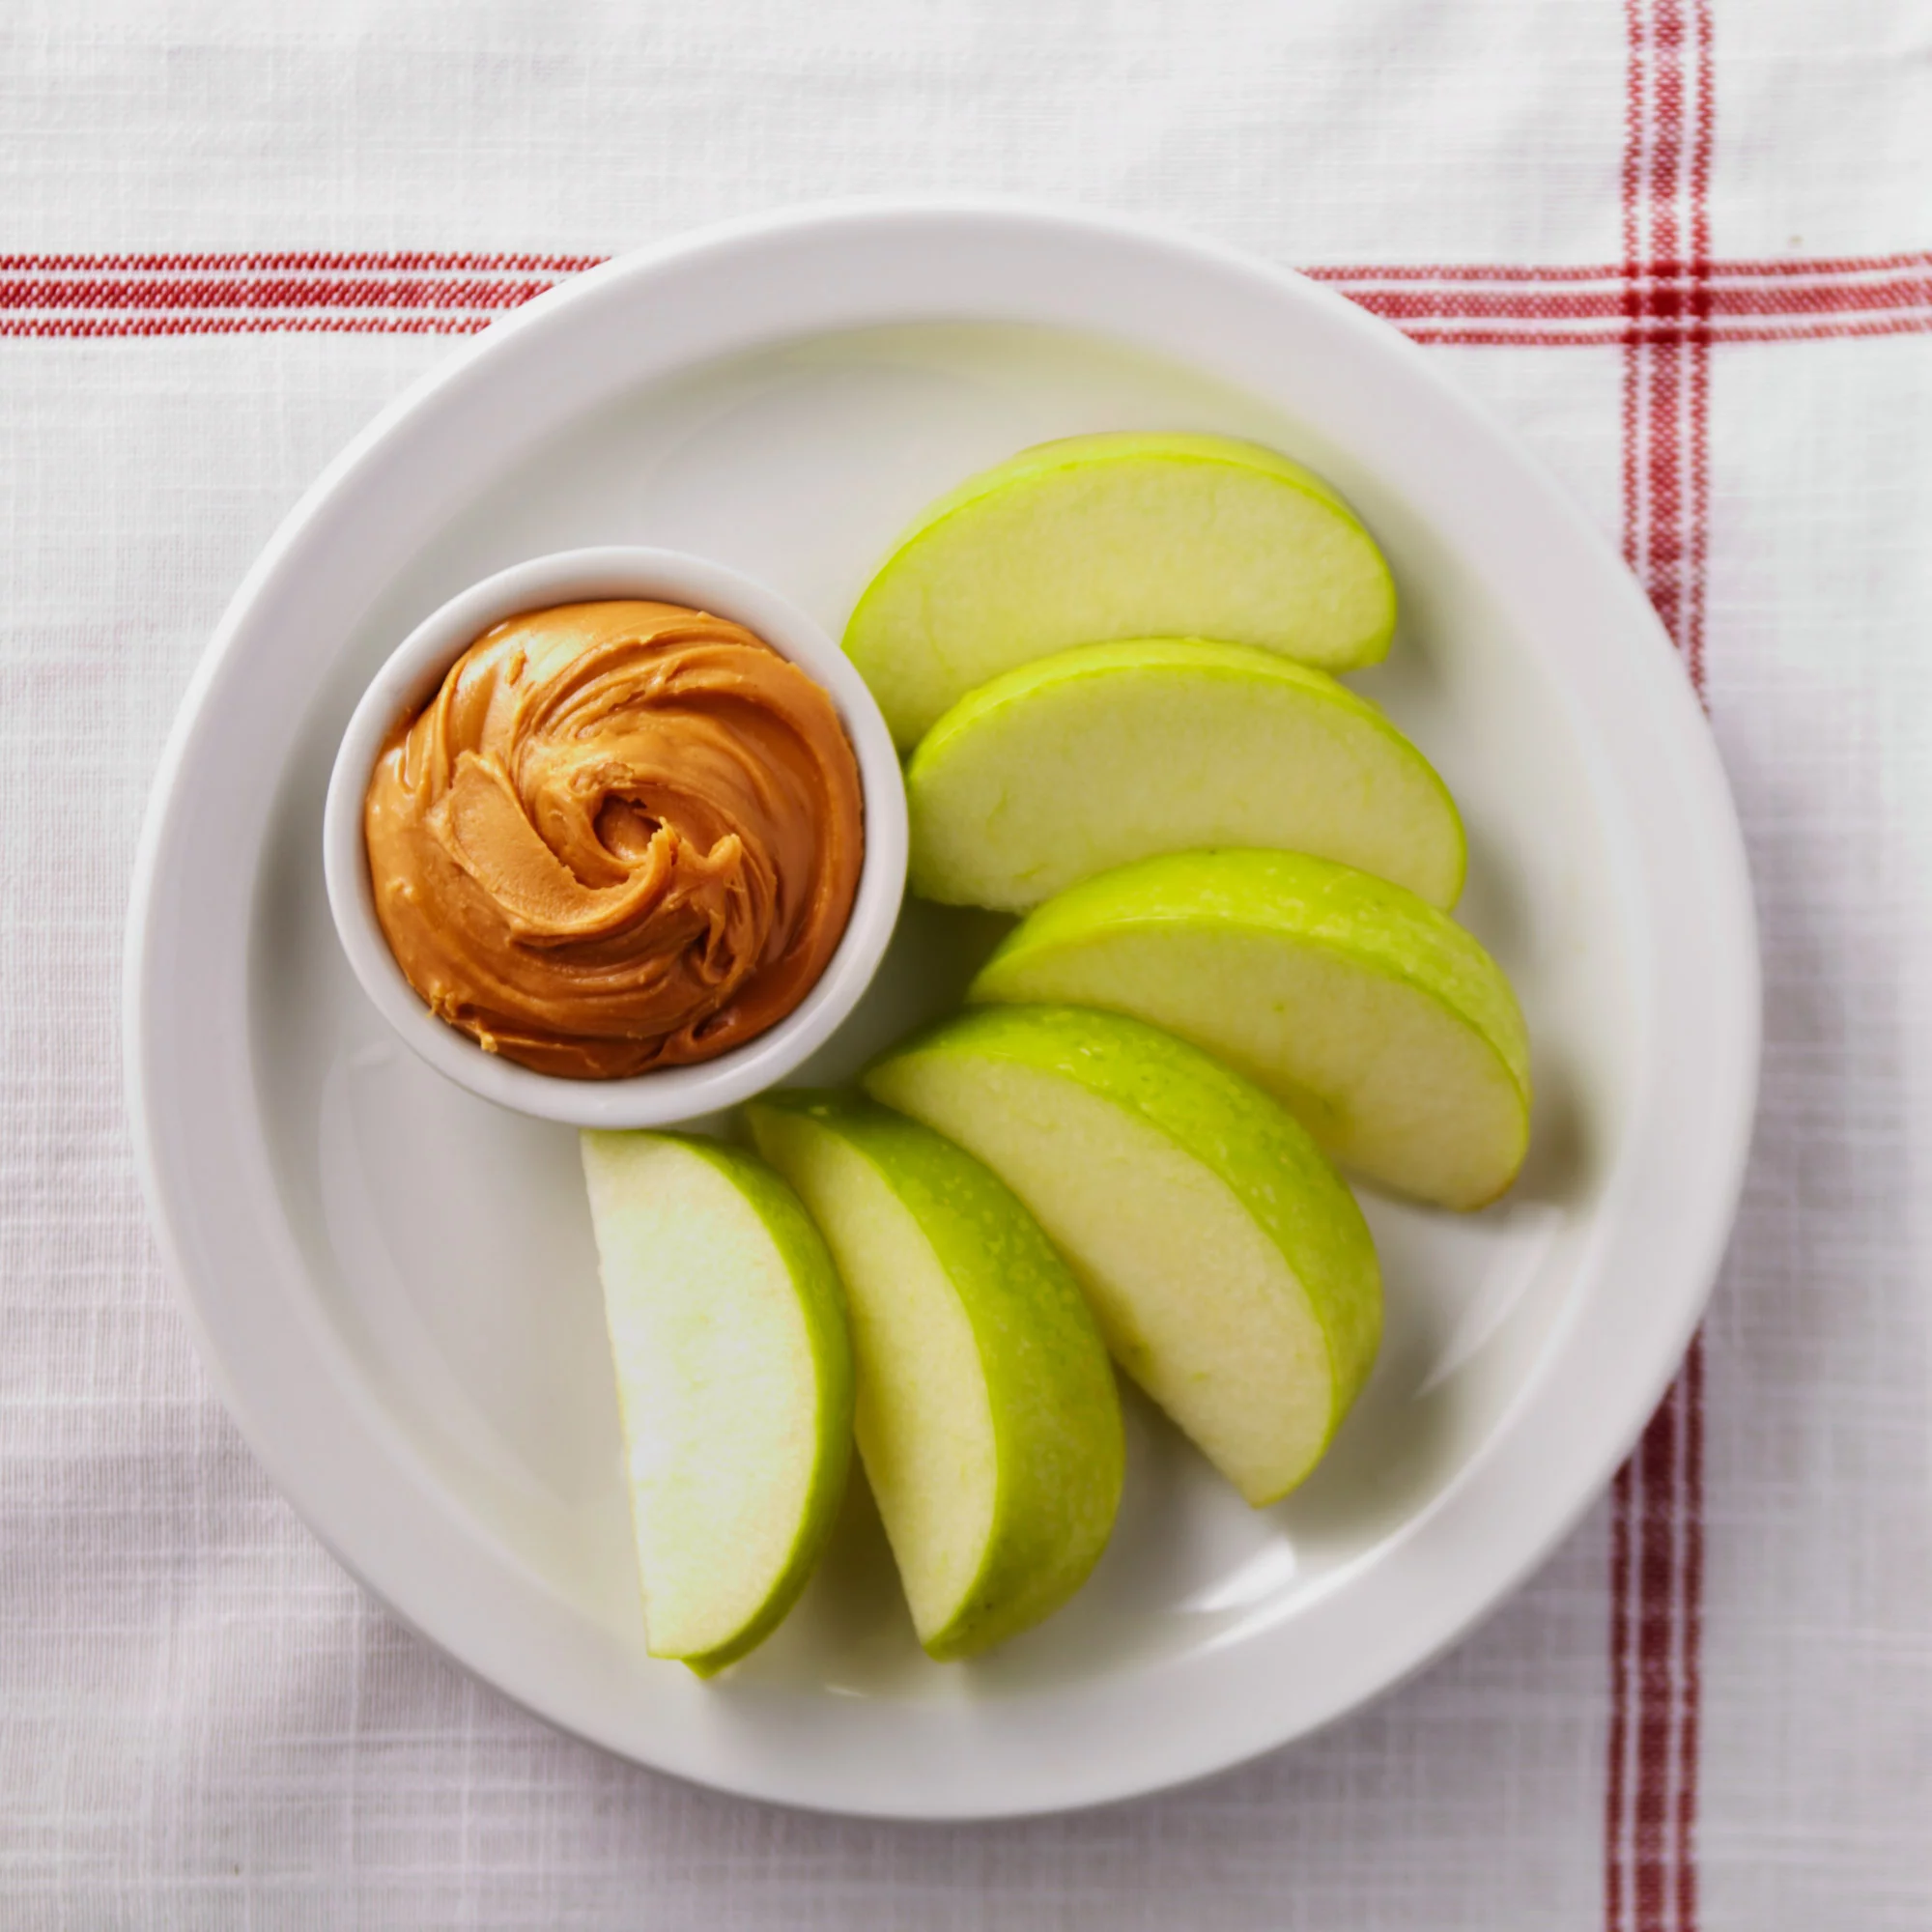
[1605,1460,1637,1932]
[1305,246,1927,346]
[0,316,501,339]
[48,312,1930,349]
[1306,249,1930,280]
[0,248,601,273]
[0,252,1925,345]
[1633,1367,1687,1930]
[1686,0,1715,754]
[1609,2,1712,1928]
[0,274,558,315]
[1325,271,1930,324]
[1677,1336,1707,1932]
[1336,319,1932,345]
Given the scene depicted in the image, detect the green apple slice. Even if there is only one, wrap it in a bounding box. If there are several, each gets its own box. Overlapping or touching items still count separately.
[580,1131,853,1675]
[845,432,1397,747]
[747,1092,1122,1659]
[968,850,1531,1210]
[906,639,1464,912]
[866,1006,1380,1506]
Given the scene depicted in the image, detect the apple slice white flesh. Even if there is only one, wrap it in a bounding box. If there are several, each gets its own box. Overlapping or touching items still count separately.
[866,1005,1381,1506]
[747,1092,1122,1660]
[580,1131,853,1675]
[906,639,1464,912]
[968,850,1531,1210]
[844,432,1397,747]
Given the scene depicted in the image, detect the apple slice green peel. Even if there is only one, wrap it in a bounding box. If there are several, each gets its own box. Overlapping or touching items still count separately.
[968,849,1532,1211]
[866,1005,1381,1506]
[748,1092,1122,1660]
[906,638,1464,912]
[845,432,1398,746]
[580,1131,854,1675]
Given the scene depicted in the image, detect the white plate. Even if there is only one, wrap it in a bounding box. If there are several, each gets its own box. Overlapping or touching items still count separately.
[126,203,1758,1820]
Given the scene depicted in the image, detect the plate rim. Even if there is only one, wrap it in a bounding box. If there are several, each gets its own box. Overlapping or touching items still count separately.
[124,197,1760,1819]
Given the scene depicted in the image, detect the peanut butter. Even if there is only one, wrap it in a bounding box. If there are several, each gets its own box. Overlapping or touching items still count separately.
[363,600,864,1078]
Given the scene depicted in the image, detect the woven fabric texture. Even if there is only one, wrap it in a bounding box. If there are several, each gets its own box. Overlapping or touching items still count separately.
[0,2,1926,1925]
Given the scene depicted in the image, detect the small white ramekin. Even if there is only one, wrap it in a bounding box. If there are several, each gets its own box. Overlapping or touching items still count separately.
[322,547,907,1126]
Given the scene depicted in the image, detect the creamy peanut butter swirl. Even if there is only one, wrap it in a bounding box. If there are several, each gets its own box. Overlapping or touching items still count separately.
[364,600,864,1078]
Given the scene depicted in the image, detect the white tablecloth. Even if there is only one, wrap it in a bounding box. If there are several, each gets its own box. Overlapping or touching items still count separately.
[2,2,1927,1924]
